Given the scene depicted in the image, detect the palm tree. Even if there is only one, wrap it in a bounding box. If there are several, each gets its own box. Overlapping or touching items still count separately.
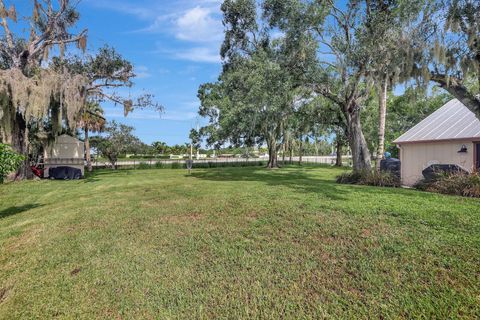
[152,141,168,154]
[77,103,106,172]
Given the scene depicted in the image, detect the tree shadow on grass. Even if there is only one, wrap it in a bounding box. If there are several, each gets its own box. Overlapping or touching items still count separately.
[189,166,352,201]
[188,166,441,204]
[83,169,133,183]
[0,204,43,219]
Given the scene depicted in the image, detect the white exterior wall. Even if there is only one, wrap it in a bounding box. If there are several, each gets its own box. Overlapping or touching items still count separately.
[398,140,475,186]
[48,135,84,159]
[44,135,85,178]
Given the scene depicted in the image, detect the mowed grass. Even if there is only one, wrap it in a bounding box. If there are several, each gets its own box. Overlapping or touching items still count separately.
[0,166,479,319]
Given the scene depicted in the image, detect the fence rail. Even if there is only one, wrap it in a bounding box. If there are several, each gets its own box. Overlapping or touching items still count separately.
[91,156,352,170]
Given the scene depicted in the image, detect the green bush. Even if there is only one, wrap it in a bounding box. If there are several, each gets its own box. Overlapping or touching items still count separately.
[415,172,480,198]
[336,170,401,187]
[0,144,24,183]
[171,162,183,169]
[116,160,267,171]
[336,171,364,184]
[193,162,210,169]
[137,162,151,170]
[154,161,165,169]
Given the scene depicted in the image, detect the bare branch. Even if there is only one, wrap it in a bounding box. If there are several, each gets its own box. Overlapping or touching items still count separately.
[31,29,88,58]
[0,1,15,50]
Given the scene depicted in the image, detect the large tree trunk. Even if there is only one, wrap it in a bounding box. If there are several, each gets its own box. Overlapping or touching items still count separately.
[266,138,279,169]
[376,78,388,171]
[11,113,32,180]
[109,158,117,170]
[267,145,279,168]
[335,138,343,167]
[298,137,303,165]
[84,126,93,172]
[347,107,372,172]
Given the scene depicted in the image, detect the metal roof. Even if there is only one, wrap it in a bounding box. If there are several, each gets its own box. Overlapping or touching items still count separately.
[394,99,480,144]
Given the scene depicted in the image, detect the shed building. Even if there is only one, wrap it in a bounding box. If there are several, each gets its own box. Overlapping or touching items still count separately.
[394,99,480,186]
[44,134,85,178]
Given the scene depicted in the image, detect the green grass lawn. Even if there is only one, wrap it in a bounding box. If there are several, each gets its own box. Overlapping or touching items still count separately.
[0,166,479,319]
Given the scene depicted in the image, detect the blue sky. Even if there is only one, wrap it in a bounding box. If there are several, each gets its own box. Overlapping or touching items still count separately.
[77,0,225,145]
[10,0,411,146]
[8,0,224,145]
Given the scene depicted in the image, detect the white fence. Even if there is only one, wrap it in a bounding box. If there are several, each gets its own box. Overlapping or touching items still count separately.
[289,156,352,165]
[92,156,352,169]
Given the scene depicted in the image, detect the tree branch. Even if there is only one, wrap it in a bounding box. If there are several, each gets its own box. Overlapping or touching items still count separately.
[0,2,15,50]
[430,72,480,118]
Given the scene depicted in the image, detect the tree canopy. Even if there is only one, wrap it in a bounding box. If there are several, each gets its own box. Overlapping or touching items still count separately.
[0,0,161,179]
[408,0,480,116]
[90,121,144,169]
[194,0,480,173]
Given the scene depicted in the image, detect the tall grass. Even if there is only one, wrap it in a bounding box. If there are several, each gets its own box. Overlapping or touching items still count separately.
[336,170,401,187]
[415,172,480,198]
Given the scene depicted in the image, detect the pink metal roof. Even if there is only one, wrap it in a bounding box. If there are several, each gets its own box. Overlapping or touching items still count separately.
[394,99,480,144]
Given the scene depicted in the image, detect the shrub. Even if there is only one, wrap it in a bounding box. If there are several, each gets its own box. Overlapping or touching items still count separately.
[336,171,364,184]
[131,160,266,170]
[171,162,183,169]
[193,162,211,169]
[336,170,401,187]
[415,172,480,198]
[137,162,150,170]
[0,144,24,183]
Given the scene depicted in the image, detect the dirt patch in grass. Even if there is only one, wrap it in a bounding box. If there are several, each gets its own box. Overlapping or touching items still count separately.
[313,214,398,244]
[361,228,372,238]
[70,267,82,276]
[157,213,203,225]
[65,220,109,234]
[0,287,10,304]
[316,233,356,247]
[297,267,353,305]
[141,197,189,209]
[4,227,43,253]
[246,211,259,221]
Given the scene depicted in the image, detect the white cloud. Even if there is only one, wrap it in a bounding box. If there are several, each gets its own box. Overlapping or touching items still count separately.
[135,13,178,33]
[158,68,171,75]
[85,0,223,64]
[83,0,157,20]
[135,65,151,79]
[174,47,220,63]
[162,111,198,121]
[161,99,200,121]
[177,65,201,75]
[175,6,223,42]
[182,100,200,108]
[105,111,162,120]
[125,3,223,44]
[105,109,198,122]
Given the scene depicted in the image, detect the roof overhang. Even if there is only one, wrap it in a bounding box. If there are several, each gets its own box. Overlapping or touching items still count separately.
[395,137,480,145]
[393,99,480,144]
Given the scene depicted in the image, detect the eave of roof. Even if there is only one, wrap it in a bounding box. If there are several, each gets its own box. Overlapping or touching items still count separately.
[395,137,480,145]
[394,99,480,144]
